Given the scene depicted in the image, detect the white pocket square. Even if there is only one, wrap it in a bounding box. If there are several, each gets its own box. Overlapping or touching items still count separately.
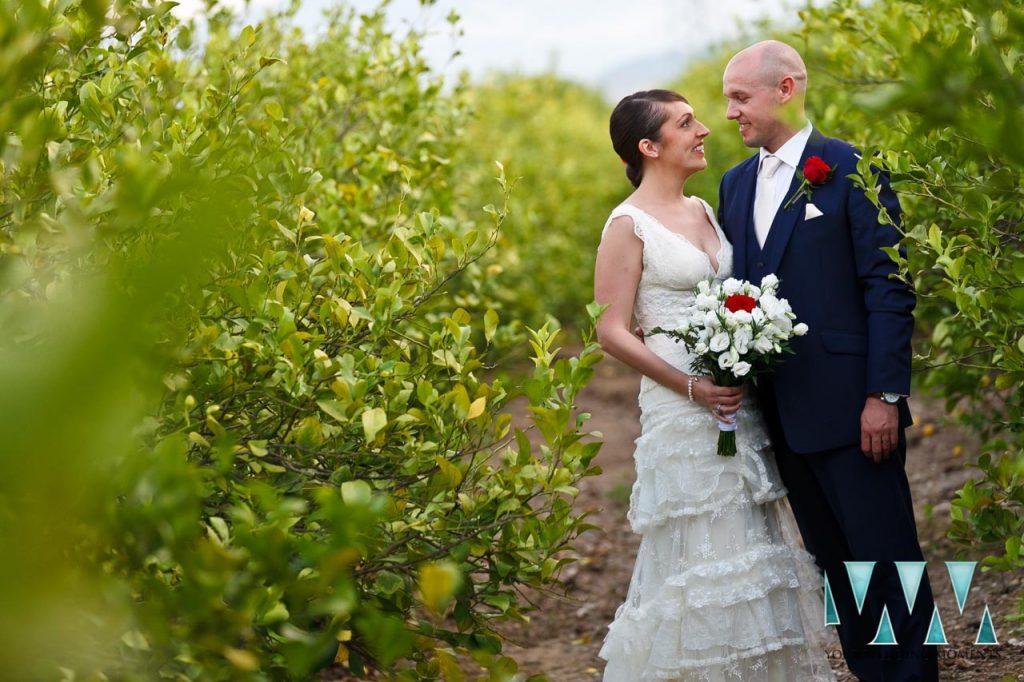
[805,203,824,220]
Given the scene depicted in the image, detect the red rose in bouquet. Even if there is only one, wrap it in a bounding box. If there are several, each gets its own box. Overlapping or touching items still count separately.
[724,294,757,314]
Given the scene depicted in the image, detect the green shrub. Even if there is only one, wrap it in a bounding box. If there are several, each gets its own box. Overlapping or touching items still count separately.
[458,74,623,333]
[0,1,602,678]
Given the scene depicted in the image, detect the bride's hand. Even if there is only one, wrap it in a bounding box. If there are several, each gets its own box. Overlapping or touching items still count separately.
[691,377,743,424]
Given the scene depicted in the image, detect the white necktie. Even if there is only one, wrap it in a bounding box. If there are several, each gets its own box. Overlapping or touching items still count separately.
[754,154,784,248]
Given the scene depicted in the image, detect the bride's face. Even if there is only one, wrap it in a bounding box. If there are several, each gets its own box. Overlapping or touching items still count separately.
[649,101,710,174]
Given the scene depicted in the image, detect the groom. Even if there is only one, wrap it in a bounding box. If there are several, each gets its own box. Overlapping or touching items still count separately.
[718,41,938,681]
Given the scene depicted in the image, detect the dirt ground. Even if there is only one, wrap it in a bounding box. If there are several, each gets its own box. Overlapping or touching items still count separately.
[491,355,1024,681]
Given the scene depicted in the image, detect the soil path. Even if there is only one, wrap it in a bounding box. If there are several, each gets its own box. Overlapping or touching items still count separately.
[496,355,1024,681]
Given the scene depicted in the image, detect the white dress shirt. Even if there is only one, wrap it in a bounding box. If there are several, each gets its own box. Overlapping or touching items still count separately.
[754,121,814,242]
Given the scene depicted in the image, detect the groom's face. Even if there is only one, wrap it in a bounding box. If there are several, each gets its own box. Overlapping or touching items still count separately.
[723,60,783,151]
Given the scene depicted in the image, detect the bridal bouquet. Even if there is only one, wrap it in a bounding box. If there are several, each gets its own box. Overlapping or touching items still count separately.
[650,274,808,456]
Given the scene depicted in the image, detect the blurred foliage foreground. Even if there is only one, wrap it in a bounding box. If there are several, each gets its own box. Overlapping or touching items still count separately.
[0,1,603,679]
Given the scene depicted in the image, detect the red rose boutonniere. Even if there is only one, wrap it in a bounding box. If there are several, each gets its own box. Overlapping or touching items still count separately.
[783,155,834,210]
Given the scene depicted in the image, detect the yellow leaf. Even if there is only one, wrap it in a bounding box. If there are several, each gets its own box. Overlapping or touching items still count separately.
[434,456,463,488]
[466,396,486,420]
[224,647,259,671]
[435,647,465,682]
[484,309,499,342]
[451,384,470,419]
[188,431,210,448]
[362,407,387,441]
[419,561,462,615]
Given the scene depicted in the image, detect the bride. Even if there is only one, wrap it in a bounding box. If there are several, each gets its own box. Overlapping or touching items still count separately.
[593,89,834,681]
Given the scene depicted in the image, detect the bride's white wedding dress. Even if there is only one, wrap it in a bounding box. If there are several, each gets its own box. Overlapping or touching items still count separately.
[597,200,835,682]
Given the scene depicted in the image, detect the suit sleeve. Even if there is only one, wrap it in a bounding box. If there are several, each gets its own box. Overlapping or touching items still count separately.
[846,160,916,396]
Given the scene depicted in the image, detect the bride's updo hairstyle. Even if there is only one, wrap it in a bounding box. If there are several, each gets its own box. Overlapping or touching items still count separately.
[609,89,689,188]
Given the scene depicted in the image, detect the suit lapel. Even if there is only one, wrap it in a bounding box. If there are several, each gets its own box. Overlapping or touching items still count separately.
[762,130,828,275]
[731,155,759,279]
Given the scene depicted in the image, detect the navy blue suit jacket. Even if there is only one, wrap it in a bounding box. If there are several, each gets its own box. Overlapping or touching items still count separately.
[718,130,915,453]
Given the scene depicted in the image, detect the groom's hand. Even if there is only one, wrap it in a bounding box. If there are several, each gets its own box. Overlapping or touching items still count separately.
[861,397,899,463]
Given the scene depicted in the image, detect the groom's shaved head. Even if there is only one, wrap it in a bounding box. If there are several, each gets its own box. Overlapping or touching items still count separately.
[723,40,808,151]
[726,40,807,93]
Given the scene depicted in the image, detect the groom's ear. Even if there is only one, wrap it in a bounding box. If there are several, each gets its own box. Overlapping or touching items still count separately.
[777,75,799,103]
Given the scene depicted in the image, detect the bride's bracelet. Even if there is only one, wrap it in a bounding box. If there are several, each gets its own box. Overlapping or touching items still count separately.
[687,375,699,402]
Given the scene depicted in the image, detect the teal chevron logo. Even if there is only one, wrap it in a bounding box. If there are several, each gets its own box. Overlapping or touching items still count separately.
[824,560,999,646]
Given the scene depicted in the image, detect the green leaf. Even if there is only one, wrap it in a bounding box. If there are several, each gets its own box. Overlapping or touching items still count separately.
[241,25,257,47]
[341,480,372,506]
[318,399,349,423]
[264,100,284,120]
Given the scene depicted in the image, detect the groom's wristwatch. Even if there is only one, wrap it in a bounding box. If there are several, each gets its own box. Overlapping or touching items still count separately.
[870,392,904,404]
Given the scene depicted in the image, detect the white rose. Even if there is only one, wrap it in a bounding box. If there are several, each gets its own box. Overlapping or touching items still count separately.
[733,361,752,377]
[731,309,752,325]
[704,310,720,328]
[722,278,742,295]
[793,322,809,336]
[697,280,711,295]
[695,342,709,354]
[759,294,781,318]
[709,332,730,353]
[751,308,766,325]
[733,328,752,354]
[760,273,779,291]
[718,353,736,369]
[695,293,718,310]
[753,336,774,354]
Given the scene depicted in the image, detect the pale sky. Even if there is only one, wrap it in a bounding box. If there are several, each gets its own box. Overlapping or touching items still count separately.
[175,0,823,90]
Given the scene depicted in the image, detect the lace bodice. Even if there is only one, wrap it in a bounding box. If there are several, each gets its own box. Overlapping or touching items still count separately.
[601,198,734,374]
[602,198,732,329]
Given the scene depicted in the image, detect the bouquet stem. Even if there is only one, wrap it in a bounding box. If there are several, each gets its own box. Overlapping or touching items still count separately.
[717,415,738,457]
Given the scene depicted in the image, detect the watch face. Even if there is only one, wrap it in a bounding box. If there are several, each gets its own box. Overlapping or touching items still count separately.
[882,393,900,404]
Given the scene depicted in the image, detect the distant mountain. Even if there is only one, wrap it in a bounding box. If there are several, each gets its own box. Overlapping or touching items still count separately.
[594,49,699,103]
